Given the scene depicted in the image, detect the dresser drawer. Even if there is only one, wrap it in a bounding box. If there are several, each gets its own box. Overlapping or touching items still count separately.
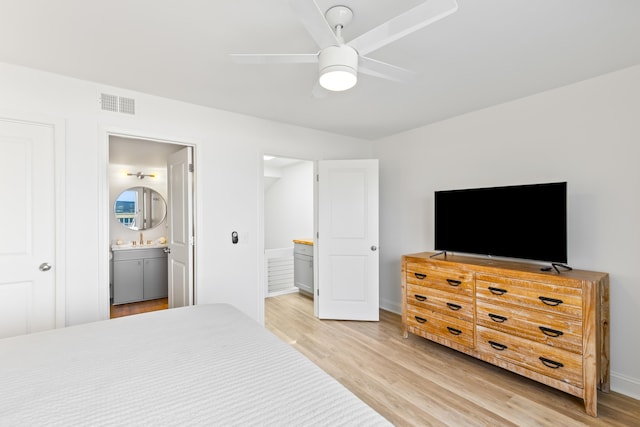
[477,326,583,388]
[476,274,582,318]
[406,306,474,348]
[406,263,474,297]
[407,283,473,322]
[477,300,582,354]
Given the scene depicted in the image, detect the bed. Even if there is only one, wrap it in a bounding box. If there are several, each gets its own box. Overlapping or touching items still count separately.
[0,304,390,426]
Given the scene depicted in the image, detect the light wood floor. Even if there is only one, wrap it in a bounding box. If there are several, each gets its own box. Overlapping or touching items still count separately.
[265,292,640,427]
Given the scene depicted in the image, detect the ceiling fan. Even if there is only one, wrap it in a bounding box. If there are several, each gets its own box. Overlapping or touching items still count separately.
[231,0,458,95]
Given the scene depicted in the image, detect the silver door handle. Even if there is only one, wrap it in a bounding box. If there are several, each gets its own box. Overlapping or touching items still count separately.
[163,247,171,254]
[371,245,377,251]
[39,262,52,272]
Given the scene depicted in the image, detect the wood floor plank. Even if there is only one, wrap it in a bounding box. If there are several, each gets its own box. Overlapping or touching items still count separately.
[109,298,168,318]
[265,292,640,427]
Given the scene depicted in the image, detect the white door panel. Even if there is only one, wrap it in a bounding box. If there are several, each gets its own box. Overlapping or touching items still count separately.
[167,147,194,308]
[0,119,57,338]
[170,259,189,307]
[317,159,379,320]
[328,255,367,300]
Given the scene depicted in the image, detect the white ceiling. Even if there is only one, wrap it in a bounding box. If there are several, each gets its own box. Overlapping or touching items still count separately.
[1,0,639,140]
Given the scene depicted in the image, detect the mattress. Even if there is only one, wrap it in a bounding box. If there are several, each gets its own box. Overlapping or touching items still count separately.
[0,304,390,426]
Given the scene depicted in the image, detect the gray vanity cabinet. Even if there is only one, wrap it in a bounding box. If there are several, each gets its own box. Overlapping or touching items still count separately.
[294,242,314,295]
[112,248,168,304]
[142,256,168,300]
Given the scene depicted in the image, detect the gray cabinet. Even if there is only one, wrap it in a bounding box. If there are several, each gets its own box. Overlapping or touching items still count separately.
[112,248,168,304]
[294,243,314,295]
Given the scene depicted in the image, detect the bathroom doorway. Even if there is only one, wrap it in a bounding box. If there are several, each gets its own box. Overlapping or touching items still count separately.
[263,155,314,306]
[108,136,195,318]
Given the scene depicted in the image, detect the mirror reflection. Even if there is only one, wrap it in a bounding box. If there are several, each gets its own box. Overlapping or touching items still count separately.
[114,187,167,230]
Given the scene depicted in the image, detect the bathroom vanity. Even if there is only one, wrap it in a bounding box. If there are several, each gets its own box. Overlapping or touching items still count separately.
[111,246,168,304]
[111,184,169,305]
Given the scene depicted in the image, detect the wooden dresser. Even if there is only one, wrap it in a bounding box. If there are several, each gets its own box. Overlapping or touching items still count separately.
[401,252,610,417]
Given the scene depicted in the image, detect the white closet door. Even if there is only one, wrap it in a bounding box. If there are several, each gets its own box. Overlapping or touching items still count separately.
[0,118,58,338]
[316,159,379,321]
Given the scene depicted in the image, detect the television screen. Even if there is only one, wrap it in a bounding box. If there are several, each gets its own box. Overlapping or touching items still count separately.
[434,182,567,263]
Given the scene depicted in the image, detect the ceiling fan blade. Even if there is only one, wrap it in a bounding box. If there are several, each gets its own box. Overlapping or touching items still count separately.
[358,56,417,83]
[348,0,458,56]
[289,0,340,49]
[230,53,318,64]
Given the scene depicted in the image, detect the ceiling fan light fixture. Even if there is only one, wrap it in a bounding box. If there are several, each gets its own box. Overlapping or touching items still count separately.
[319,66,357,91]
[318,45,358,91]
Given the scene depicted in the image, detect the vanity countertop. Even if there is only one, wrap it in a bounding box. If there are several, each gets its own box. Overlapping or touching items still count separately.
[293,239,313,246]
[111,243,168,251]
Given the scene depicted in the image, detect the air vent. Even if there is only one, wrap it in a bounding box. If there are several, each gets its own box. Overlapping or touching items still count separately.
[119,96,135,115]
[100,93,136,115]
[100,93,118,112]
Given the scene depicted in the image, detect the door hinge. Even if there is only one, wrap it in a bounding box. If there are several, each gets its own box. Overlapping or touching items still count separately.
[316,174,319,182]
[316,231,319,238]
[317,288,319,296]
[190,236,196,246]
[189,163,194,173]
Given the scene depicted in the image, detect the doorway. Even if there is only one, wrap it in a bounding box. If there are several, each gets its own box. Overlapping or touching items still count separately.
[108,135,195,318]
[262,157,380,323]
[263,155,314,306]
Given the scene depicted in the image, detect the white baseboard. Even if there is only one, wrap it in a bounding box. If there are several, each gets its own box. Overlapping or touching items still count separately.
[380,297,401,315]
[266,288,299,298]
[611,371,640,400]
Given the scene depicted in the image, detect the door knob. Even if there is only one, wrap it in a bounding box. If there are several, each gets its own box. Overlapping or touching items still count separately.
[163,247,171,254]
[39,262,52,272]
[371,245,378,251]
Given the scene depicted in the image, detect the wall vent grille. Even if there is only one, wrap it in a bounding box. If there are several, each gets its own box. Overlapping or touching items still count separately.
[119,96,135,115]
[100,93,118,112]
[100,93,136,115]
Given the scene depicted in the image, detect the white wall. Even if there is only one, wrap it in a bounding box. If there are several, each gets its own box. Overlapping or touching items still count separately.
[0,61,371,327]
[264,161,314,249]
[373,65,640,399]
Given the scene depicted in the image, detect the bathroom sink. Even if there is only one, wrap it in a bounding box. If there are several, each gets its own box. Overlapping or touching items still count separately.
[111,243,168,251]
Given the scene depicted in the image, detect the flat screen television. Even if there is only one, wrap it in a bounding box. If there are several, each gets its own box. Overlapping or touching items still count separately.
[434,182,567,263]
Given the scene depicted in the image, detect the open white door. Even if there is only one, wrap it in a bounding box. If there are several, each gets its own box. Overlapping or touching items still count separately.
[167,147,194,308]
[316,159,379,320]
[0,118,59,337]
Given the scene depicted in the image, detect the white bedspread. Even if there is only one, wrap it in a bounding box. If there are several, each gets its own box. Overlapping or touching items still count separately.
[0,304,390,426]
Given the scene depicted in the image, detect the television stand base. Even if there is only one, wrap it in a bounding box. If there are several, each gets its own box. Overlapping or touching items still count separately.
[429,250,447,258]
[541,263,573,274]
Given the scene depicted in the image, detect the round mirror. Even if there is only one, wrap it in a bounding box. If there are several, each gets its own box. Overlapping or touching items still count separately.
[114,187,167,230]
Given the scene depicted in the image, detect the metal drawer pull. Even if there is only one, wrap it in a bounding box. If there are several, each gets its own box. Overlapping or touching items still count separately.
[446,302,462,311]
[488,340,507,351]
[446,326,462,335]
[414,316,427,324]
[414,273,427,280]
[539,326,564,337]
[539,296,563,306]
[539,357,564,369]
[414,294,427,302]
[488,313,508,323]
[488,287,507,295]
[446,279,461,286]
